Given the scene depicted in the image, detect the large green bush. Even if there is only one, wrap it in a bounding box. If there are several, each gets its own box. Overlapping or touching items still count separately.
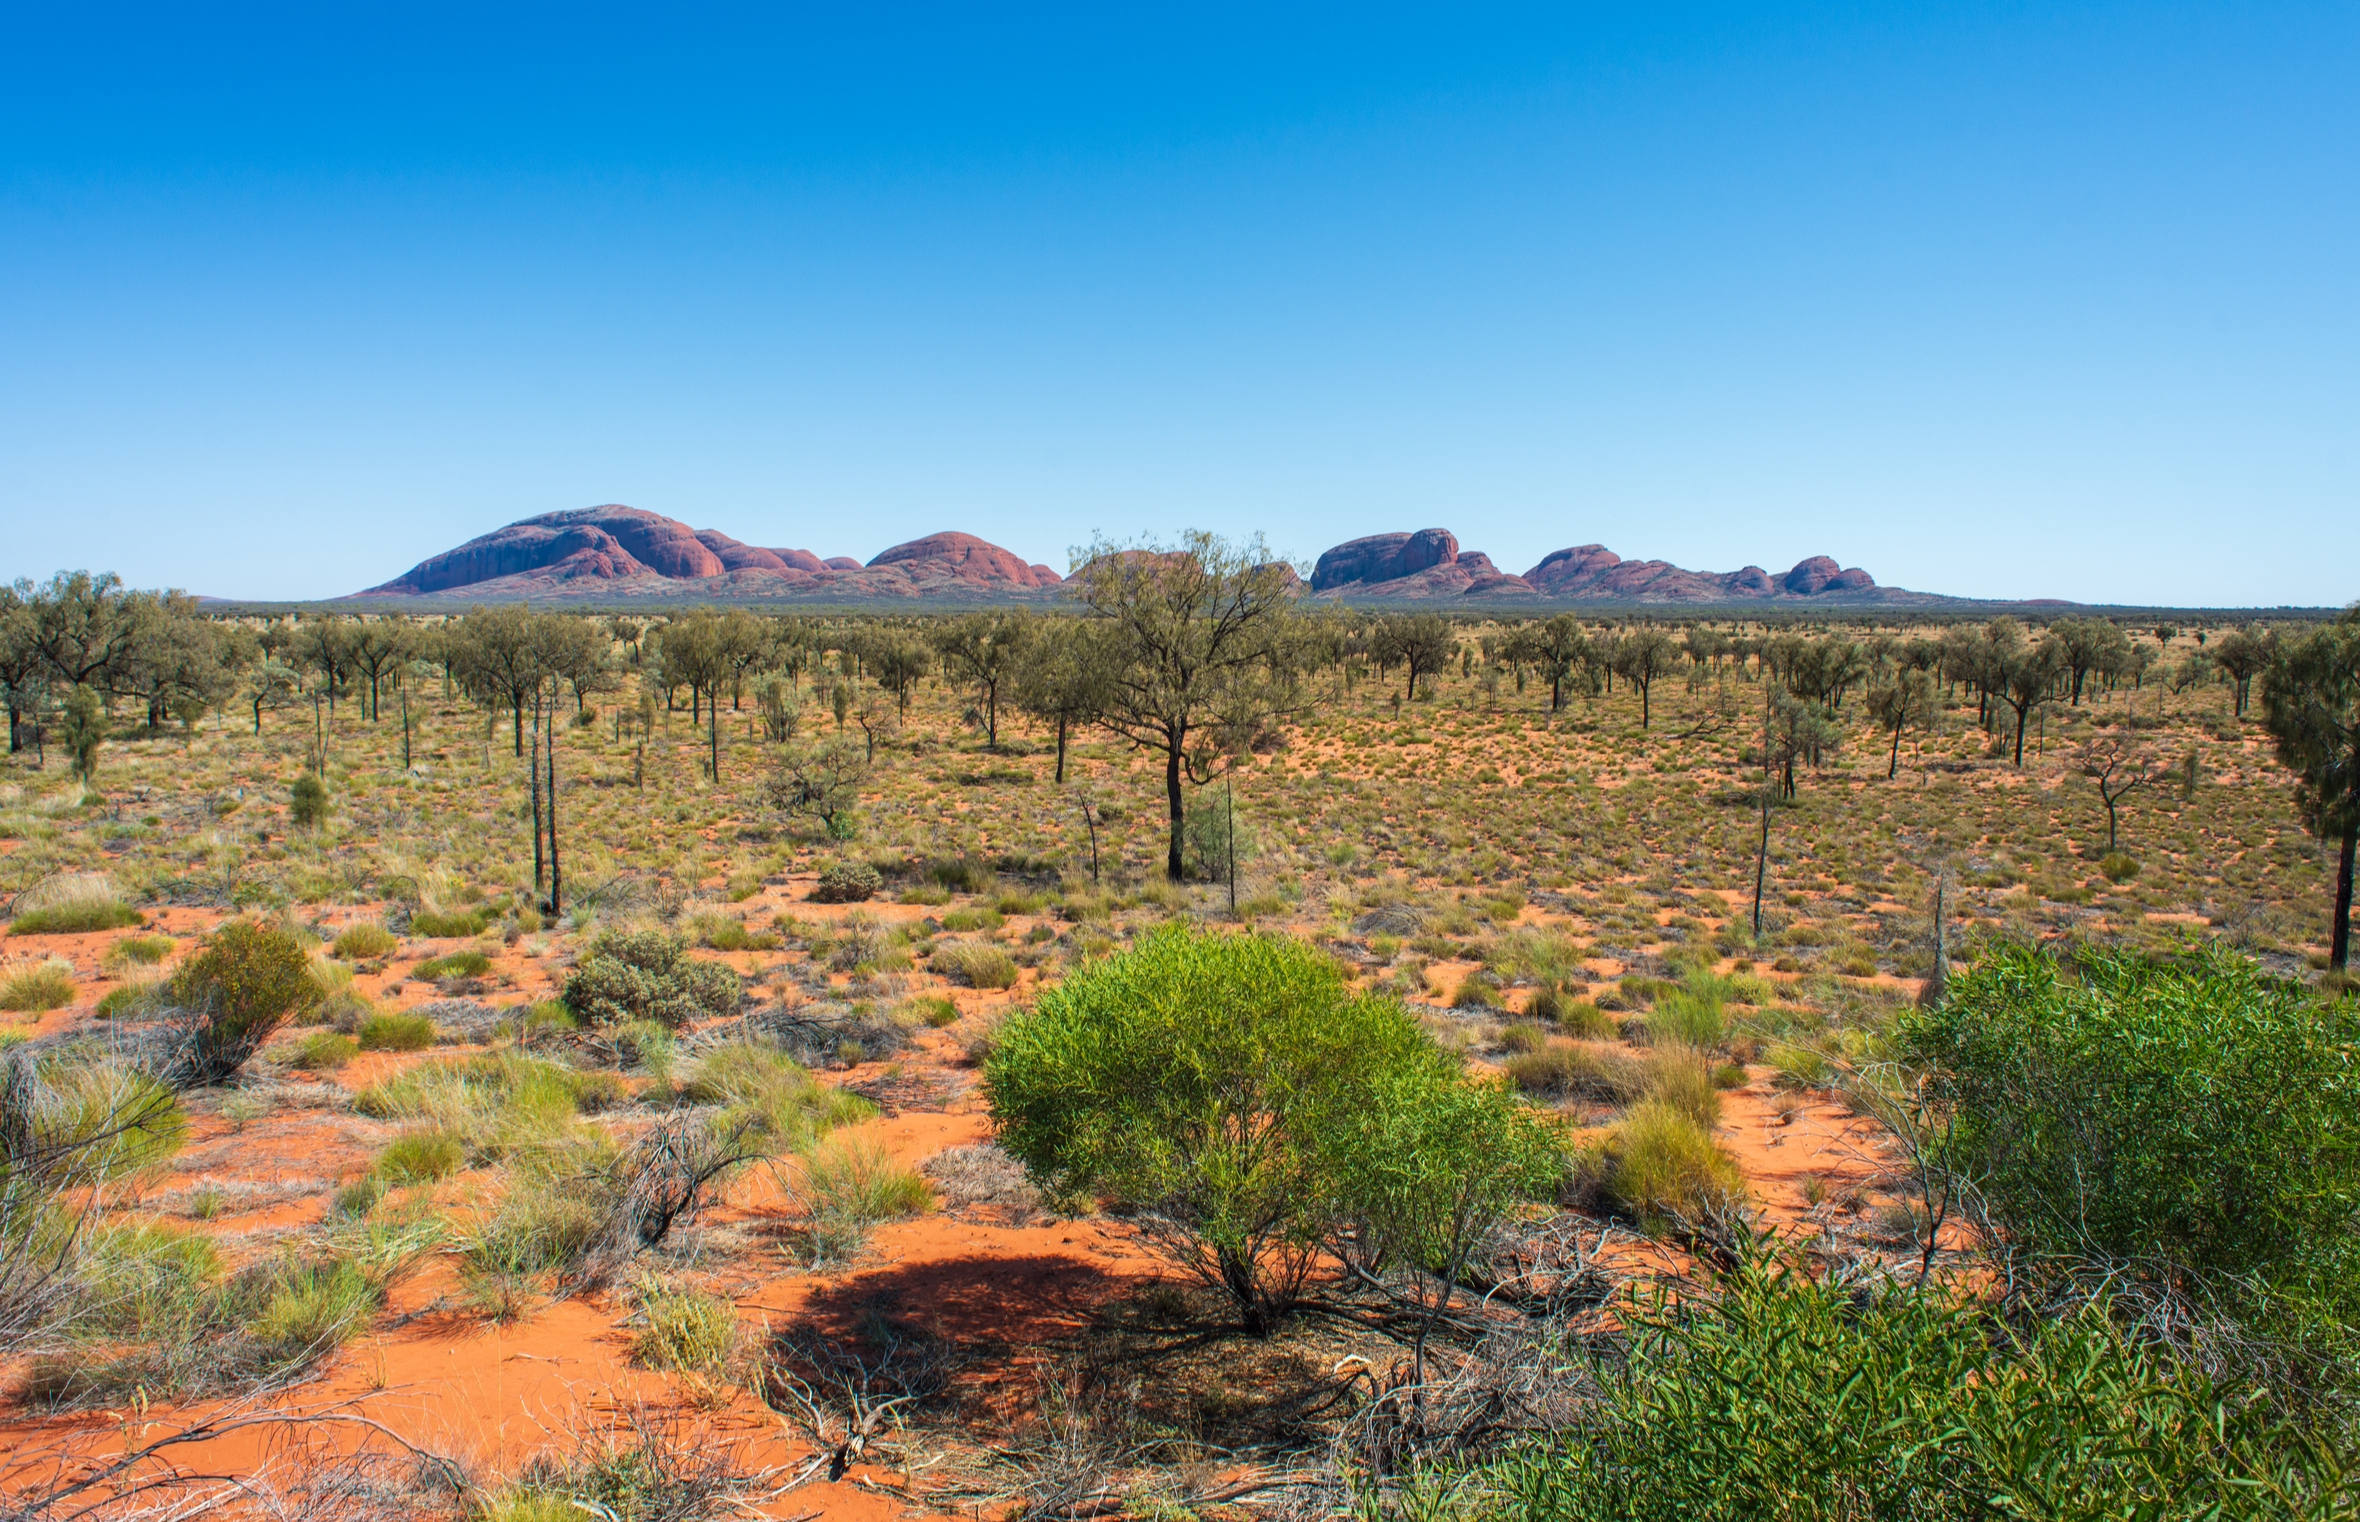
[985,925,1556,1334]
[561,932,740,1030]
[1446,1257,2353,1522]
[1900,945,2360,1348]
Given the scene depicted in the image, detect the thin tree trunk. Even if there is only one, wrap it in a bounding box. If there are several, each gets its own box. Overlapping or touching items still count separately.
[1165,740,1186,883]
[2333,822,2356,972]
[546,703,561,916]
[1054,715,1067,784]
[529,699,546,903]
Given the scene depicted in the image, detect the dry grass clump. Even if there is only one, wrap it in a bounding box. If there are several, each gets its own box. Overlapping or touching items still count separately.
[9,874,140,936]
[103,933,176,969]
[933,939,1019,990]
[1504,1040,1649,1104]
[629,1280,742,1375]
[356,1011,437,1051]
[921,1141,1042,1211]
[676,1040,874,1146]
[331,922,399,960]
[1605,1098,1744,1230]
[1,958,77,1012]
[773,1133,932,1261]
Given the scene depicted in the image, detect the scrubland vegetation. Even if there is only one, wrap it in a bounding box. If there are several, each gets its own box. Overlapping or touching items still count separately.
[0,556,2357,1517]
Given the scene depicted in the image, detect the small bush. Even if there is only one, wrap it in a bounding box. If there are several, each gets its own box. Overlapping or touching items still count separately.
[95,980,161,1020]
[1498,1021,1550,1054]
[376,1128,465,1184]
[289,773,329,829]
[1452,975,1503,1010]
[357,1011,437,1051]
[2100,852,2140,884]
[678,1041,873,1147]
[1647,990,1726,1048]
[156,921,322,1086]
[413,950,492,981]
[940,908,1004,933]
[811,861,883,904]
[332,923,398,960]
[927,856,996,895]
[902,993,960,1027]
[779,1135,932,1259]
[287,1030,359,1070]
[1,958,77,1012]
[934,941,1018,990]
[107,934,176,968]
[409,909,488,938]
[1766,1040,1833,1089]
[563,932,741,1030]
[1608,1099,1743,1229]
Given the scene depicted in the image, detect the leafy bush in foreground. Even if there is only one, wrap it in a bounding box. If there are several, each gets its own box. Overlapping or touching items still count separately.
[1901,945,2360,1362]
[811,860,883,904]
[162,921,322,1085]
[561,932,740,1030]
[987,925,1557,1333]
[1441,1257,2355,1522]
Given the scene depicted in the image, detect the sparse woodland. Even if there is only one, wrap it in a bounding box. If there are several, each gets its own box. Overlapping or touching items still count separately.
[1,554,2357,1520]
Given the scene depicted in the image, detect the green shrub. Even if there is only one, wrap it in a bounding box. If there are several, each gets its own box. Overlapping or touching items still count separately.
[409,909,488,938]
[376,1128,465,1184]
[678,1041,872,1147]
[1901,945,2360,1357]
[1646,990,1725,1048]
[1498,1021,1550,1054]
[356,1011,437,1051]
[2100,851,2140,884]
[413,950,492,981]
[934,940,1018,990]
[1,958,77,1012]
[1607,1099,1742,1230]
[1453,975,1503,1010]
[812,860,882,904]
[331,923,398,960]
[287,1030,359,1070]
[1643,1049,1725,1130]
[94,980,161,1020]
[903,993,960,1027]
[939,908,1004,933]
[987,925,1558,1333]
[1765,1040,1832,1089]
[289,773,329,829]
[779,1134,933,1259]
[166,921,323,1084]
[562,932,739,1030]
[690,911,782,952]
[926,856,996,895]
[1452,1256,2352,1521]
[107,934,176,967]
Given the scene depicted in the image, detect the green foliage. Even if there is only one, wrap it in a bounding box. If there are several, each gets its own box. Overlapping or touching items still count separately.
[10,899,141,936]
[331,922,398,960]
[561,931,741,1030]
[1443,1257,2355,1522]
[677,1041,873,1148]
[166,920,322,1084]
[286,1029,358,1070]
[289,772,329,829]
[778,1133,934,1259]
[1606,1099,1742,1231]
[987,925,1545,1332]
[356,1011,437,1051]
[1902,945,2360,1356]
[107,933,175,965]
[409,909,489,938]
[812,859,883,903]
[414,949,492,980]
[376,1128,465,1183]
[1504,1042,1648,1105]
[1646,989,1726,1048]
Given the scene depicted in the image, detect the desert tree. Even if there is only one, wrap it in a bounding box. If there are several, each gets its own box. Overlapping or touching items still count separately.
[1012,622,1115,783]
[2054,617,2132,705]
[1865,668,1938,778]
[58,685,106,781]
[1068,530,1305,882]
[1998,637,2066,765]
[1527,614,1592,712]
[849,687,900,761]
[2211,627,2274,719]
[448,604,552,755]
[1616,627,1680,728]
[2260,611,2360,970]
[873,637,932,716]
[930,611,1031,745]
[766,737,872,840]
[343,619,419,721]
[1372,613,1455,703]
[22,571,142,694]
[2079,732,2167,854]
[289,613,360,717]
[0,584,42,752]
[536,613,616,717]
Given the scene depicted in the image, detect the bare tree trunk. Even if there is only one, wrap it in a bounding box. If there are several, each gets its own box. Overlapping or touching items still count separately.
[1165,740,1186,883]
[546,702,561,916]
[529,698,546,903]
[2334,822,2356,973]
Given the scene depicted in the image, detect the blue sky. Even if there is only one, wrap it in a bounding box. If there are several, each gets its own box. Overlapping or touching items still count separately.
[2,3,2352,606]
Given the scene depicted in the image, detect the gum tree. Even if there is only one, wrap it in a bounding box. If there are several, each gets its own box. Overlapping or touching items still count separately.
[2261,611,2360,970]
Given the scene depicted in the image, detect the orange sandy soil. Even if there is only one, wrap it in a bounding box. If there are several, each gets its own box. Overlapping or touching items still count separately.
[0,877,1914,1518]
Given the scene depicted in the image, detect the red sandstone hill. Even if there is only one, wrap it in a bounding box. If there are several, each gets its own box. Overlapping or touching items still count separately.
[1309,529,1888,603]
[358,507,1061,603]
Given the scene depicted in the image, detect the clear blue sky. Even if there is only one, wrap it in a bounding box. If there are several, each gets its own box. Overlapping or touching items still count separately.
[2,3,2352,606]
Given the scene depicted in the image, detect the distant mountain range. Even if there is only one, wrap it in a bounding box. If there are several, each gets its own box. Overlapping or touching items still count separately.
[353,505,1933,607]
